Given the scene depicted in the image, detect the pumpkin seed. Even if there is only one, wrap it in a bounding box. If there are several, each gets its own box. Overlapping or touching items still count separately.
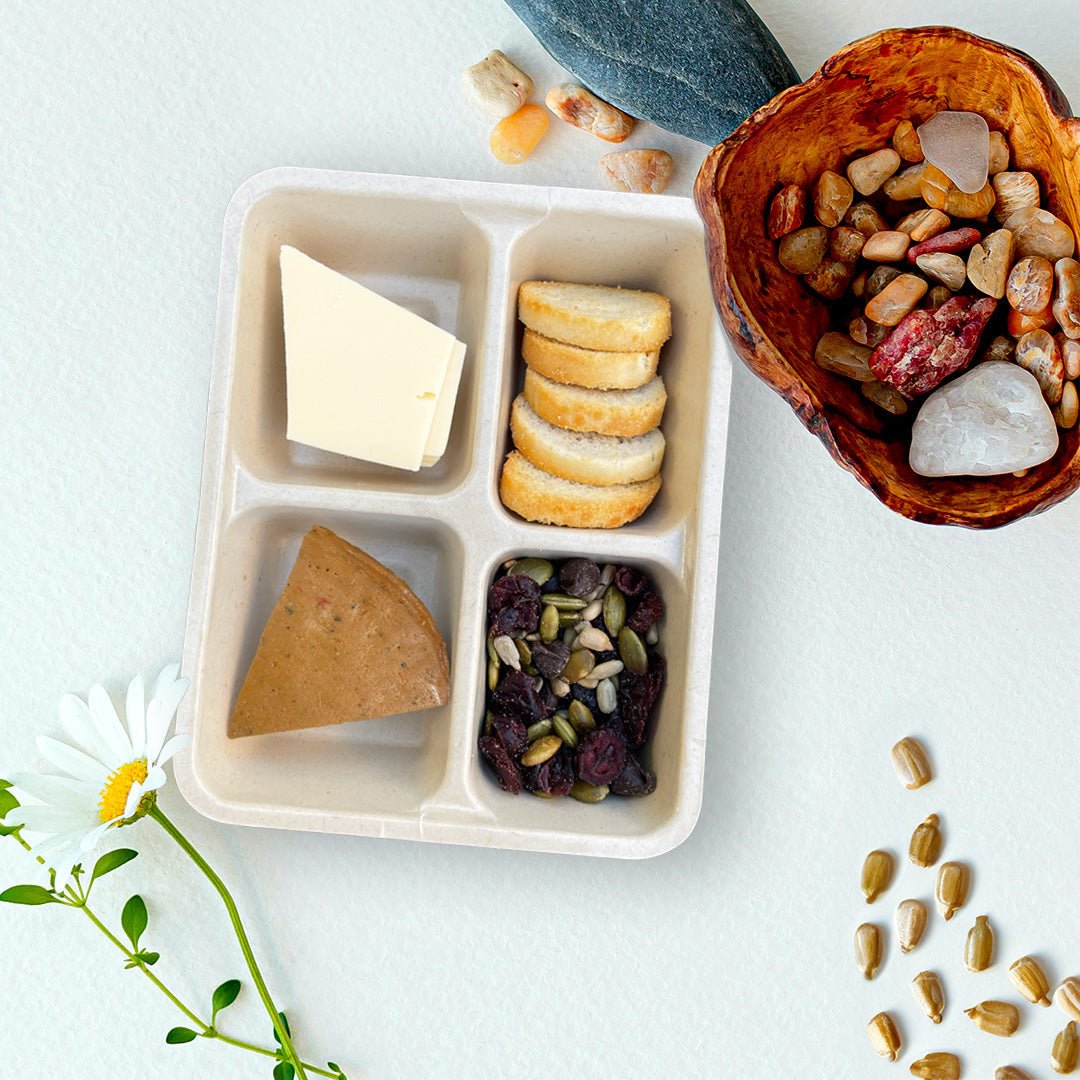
[568,699,596,732]
[541,592,589,611]
[523,663,539,676]
[487,659,499,691]
[486,638,499,665]
[483,710,495,737]
[531,790,553,799]
[516,638,532,664]
[597,678,617,714]
[558,611,582,628]
[570,780,609,803]
[508,557,554,585]
[561,648,596,684]
[539,604,560,642]
[603,585,627,637]
[521,735,561,766]
[526,719,552,742]
[493,634,521,670]
[618,627,648,675]
[551,714,578,749]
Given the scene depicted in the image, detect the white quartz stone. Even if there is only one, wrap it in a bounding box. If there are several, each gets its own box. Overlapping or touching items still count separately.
[917,111,990,194]
[909,361,1059,477]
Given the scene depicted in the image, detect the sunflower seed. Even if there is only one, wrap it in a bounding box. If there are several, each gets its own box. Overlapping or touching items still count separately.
[573,620,591,634]
[936,862,970,921]
[542,592,589,611]
[603,585,627,637]
[618,626,648,675]
[600,564,616,586]
[867,1012,901,1061]
[561,628,576,646]
[1057,979,1080,1021]
[508,557,554,584]
[561,649,596,684]
[909,813,943,867]
[492,635,521,670]
[645,623,660,645]
[576,676,600,690]
[892,736,933,789]
[1053,1021,1080,1073]
[568,700,596,732]
[581,599,603,621]
[855,923,882,979]
[570,780,609,803]
[576,627,613,652]
[597,678,617,714]
[526,719,552,742]
[861,850,895,903]
[1009,956,1051,1007]
[965,1000,1020,1037]
[896,898,928,953]
[551,714,578,749]
[486,638,499,665]
[521,735,561,766]
[995,1068,1034,1080]
[964,915,994,972]
[550,677,570,699]
[910,1052,961,1079]
[912,970,945,1024]
[539,604,560,642]
[591,659,625,681]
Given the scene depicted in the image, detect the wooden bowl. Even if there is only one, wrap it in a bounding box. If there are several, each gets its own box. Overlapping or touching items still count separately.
[694,27,1080,527]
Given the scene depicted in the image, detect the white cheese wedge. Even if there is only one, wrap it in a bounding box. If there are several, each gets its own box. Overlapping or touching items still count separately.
[280,246,462,472]
[422,340,466,467]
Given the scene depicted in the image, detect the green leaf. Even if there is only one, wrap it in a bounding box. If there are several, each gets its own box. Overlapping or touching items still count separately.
[165,1027,199,1045]
[0,822,23,837]
[0,884,59,906]
[328,1063,347,1079]
[272,1010,291,1045]
[0,782,19,820]
[89,848,138,886]
[211,979,241,1022]
[121,894,148,950]
[272,1063,295,1080]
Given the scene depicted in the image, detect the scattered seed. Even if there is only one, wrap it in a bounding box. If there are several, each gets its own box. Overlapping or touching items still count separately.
[520,735,562,766]
[936,862,970,921]
[483,710,495,737]
[558,611,581,629]
[1009,956,1051,1007]
[896,898,928,953]
[645,623,660,646]
[551,713,579,749]
[618,626,648,675]
[526,718,552,743]
[603,585,627,637]
[892,736,933,789]
[590,659,624,681]
[861,850,895,904]
[855,923,882,980]
[570,780,609,804]
[867,1012,901,1061]
[550,677,570,699]
[964,915,994,972]
[487,659,499,691]
[995,1068,1035,1080]
[597,678,617,714]
[516,638,532,665]
[912,970,945,1024]
[909,814,943,867]
[568,699,596,733]
[539,604,560,642]
[576,627,614,652]
[541,592,589,611]
[965,1000,1020,1037]
[1053,1021,1080,1073]
[581,599,603,621]
[561,648,596,684]
[600,564,616,586]
[492,634,521,670]
[508,557,554,584]
[1056,979,1080,1021]
[909,1052,961,1079]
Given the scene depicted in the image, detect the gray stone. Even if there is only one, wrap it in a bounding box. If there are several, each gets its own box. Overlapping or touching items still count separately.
[504,0,799,145]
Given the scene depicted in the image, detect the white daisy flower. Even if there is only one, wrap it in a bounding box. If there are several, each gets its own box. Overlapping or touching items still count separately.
[7,664,190,884]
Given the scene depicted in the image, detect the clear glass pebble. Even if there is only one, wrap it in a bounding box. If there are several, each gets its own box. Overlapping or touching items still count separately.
[917,111,990,194]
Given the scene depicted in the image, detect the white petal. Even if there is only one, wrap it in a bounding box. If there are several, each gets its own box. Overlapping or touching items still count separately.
[123,780,143,819]
[58,694,115,768]
[87,685,134,765]
[36,737,109,785]
[126,675,147,759]
[153,733,190,769]
[30,829,84,861]
[142,766,167,793]
[8,804,95,835]
[78,820,114,853]
[151,663,182,700]
[10,772,95,807]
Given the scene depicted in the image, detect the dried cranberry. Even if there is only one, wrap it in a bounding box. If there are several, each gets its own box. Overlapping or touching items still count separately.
[576,728,627,786]
[531,640,570,680]
[559,558,601,598]
[487,573,541,637]
[618,654,666,747]
[479,735,522,794]
[614,566,649,597]
[524,745,575,796]
[491,670,550,724]
[627,591,664,633]
[492,715,527,756]
[609,753,656,797]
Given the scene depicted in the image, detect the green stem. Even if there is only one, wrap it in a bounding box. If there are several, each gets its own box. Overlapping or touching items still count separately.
[150,804,309,1080]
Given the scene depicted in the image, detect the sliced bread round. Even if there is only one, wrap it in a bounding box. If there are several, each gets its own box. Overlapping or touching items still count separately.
[518,281,672,352]
[522,329,658,390]
[499,451,661,529]
[510,395,665,486]
[523,368,667,437]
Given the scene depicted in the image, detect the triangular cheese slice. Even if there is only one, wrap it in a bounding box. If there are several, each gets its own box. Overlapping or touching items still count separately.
[228,526,450,738]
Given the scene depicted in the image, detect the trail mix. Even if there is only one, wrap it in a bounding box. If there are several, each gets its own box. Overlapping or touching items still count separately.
[769,111,1080,478]
[857,736,1080,1075]
[478,556,665,803]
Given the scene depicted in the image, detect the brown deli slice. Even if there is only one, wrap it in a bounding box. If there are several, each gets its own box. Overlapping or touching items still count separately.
[228,526,450,738]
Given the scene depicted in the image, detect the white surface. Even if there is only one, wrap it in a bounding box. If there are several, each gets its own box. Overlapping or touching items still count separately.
[0,1,1078,1077]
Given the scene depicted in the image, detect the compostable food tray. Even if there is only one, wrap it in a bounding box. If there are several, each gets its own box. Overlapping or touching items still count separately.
[177,168,732,858]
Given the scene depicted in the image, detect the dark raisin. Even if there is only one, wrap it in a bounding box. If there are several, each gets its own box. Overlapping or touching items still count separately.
[492,715,527,756]
[627,590,664,633]
[479,735,523,794]
[609,753,656,797]
[559,558,601,598]
[524,745,575,796]
[576,728,628,786]
[618,653,666,747]
[614,566,649,597]
[569,682,598,713]
[531,640,570,680]
[591,649,619,667]
[487,574,541,637]
[491,669,550,724]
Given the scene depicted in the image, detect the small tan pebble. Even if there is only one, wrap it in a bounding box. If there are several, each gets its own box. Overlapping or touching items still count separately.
[863,230,912,262]
[935,861,970,921]
[983,335,1016,364]
[844,200,888,237]
[812,169,854,227]
[1009,956,1052,1007]
[866,265,903,298]
[993,171,1041,221]
[1016,328,1064,404]
[463,49,533,117]
[883,161,929,200]
[909,814,943,867]
[849,314,877,346]
[1009,303,1056,336]
[917,252,967,291]
[1056,978,1080,1021]
[926,284,952,310]
[803,257,854,300]
[768,183,807,239]
[1063,338,1080,379]
[967,228,1015,299]
[867,1011,901,1061]
[1007,255,1055,314]
[1003,206,1078,261]
[896,898,928,953]
[996,1068,1034,1080]
[1053,1021,1080,1073]
[893,119,924,162]
[1054,258,1080,338]
[892,736,932,789]
[862,379,909,415]
[490,103,549,164]
[920,164,953,210]
[912,970,946,1024]
[546,83,634,142]
[865,273,928,326]
[815,331,874,381]
[599,148,673,194]
[847,148,901,196]
[851,271,868,300]
[855,922,883,980]
[830,225,866,263]
[910,1051,961,1079]
[965,1000,1021,1038]
[946,180,997,219]
[1013,469,1030,478]
[861,849,895,903]
[988,129,1011,174]
[778,225,828,274]
[964,915,994,972]
[898,207,951,242]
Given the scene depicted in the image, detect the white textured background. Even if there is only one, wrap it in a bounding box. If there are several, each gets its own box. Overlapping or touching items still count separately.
[1,2,1078,1077]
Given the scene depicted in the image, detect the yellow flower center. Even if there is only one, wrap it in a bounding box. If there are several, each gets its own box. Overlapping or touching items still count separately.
[98,759,149,823]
